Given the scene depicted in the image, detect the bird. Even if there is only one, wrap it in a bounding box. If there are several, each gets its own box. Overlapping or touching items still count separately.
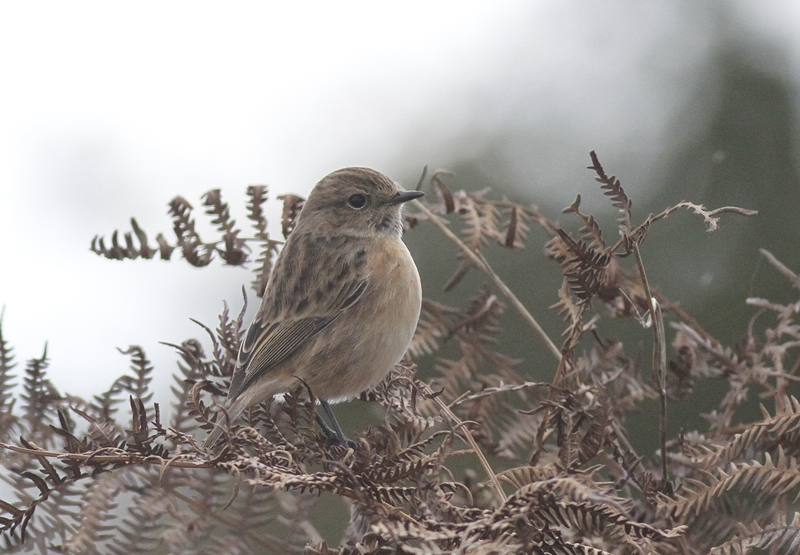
[204,167,423,448]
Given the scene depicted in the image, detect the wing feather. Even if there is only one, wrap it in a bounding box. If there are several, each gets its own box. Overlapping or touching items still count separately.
[226,233,370,402]
[229,315,336,399]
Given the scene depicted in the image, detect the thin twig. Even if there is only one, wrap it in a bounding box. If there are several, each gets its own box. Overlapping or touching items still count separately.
[412,199,561,362]
[760,248,800,290]
[453,381,550,404]
[532,349,570,460]
[708,206,759,217]
[631,242,668,483]
[425,388,507,502]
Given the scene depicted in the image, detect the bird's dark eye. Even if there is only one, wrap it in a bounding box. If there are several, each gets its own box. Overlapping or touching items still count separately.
[348,194,367,209]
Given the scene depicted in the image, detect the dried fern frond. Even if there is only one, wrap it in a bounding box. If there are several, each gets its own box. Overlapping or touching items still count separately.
[0,310,18,438]
[501,204,530,249]
[20,346,58,443]
[549,228,611,305]
[562,194,606,252]
[659,447,800,521]
[90,348,154,427]
[168,196,215,266]
[277,193,305,238]
[61,472,119,553]
[202,189,248,265]
[710,511,800,555]
[2,155,779,554]
[588,150,632,238]
[407,299,462,357]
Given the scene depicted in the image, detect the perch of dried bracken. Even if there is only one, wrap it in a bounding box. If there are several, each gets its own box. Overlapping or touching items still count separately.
[4,153,793,555]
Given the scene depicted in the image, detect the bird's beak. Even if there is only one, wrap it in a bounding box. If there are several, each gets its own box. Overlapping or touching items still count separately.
[387,190,425,205]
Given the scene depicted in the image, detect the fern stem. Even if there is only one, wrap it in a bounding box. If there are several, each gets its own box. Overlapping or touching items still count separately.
[426,387,507,502]
[632,242,668,483]
[412,199,561,362]
[0,441,211,468]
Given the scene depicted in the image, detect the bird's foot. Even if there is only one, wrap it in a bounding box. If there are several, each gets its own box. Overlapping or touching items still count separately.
[316,401,358,450]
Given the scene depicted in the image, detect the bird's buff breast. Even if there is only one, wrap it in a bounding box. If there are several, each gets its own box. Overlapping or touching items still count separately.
[300,236,421,401]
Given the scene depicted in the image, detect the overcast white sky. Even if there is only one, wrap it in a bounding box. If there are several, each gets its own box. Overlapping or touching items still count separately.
[1,1,798,404]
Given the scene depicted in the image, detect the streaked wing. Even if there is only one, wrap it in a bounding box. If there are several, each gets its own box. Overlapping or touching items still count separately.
[228,276,368,400]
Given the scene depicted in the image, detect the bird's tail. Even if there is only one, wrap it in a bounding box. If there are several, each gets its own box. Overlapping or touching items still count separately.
[202,398,246,449]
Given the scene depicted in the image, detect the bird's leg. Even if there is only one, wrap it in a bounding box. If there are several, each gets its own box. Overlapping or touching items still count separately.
[317,399,357,449]
[314,413,338,443]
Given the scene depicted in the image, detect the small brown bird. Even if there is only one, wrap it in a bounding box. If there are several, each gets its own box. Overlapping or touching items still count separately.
[205,167,423,447]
